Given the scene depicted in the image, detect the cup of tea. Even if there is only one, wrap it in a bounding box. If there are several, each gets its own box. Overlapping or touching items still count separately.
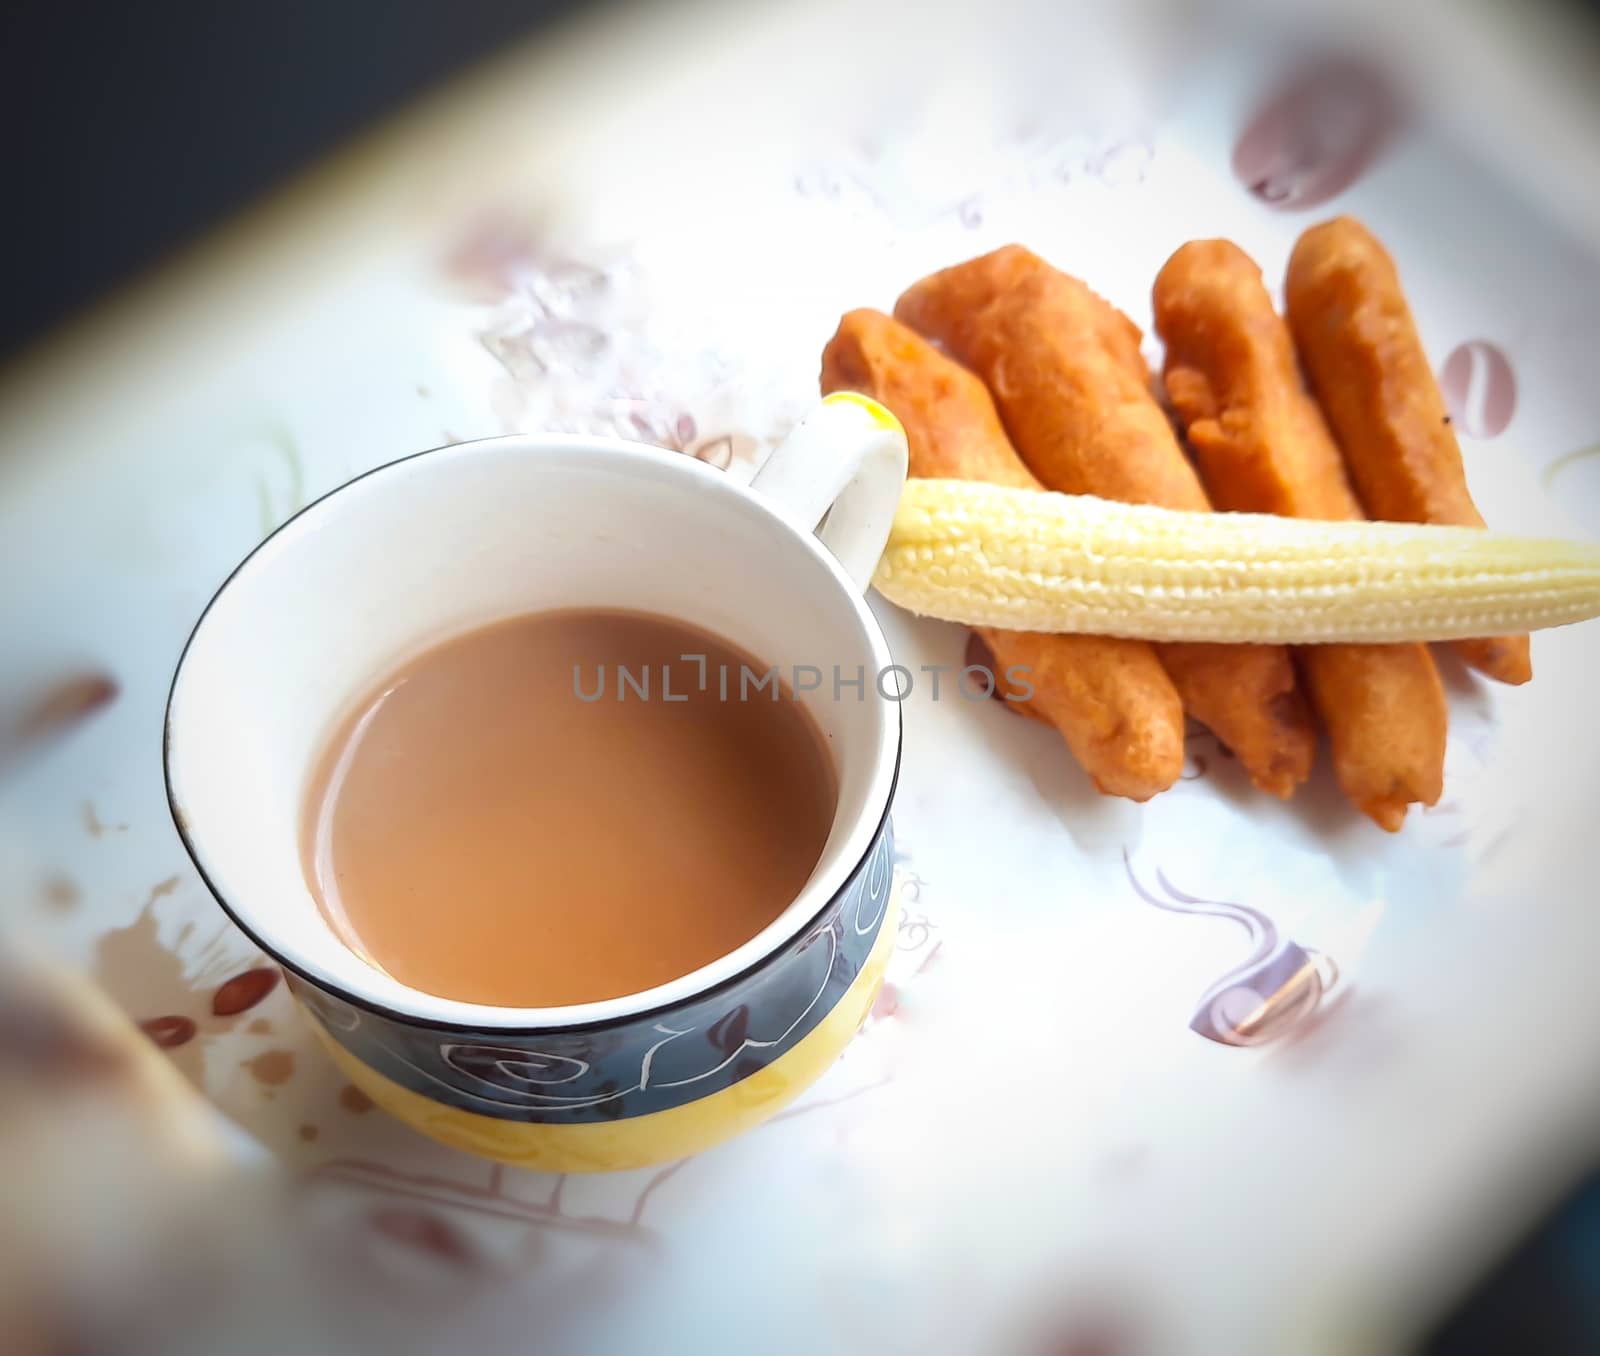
[164,394,908,1171]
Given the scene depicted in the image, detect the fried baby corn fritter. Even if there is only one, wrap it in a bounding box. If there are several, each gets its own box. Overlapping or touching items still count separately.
[1285,216,1532,686]
[896,246,1210,509]
[821,308,1186,801]
[1153,238,1446,830]
[895,246,1316,799]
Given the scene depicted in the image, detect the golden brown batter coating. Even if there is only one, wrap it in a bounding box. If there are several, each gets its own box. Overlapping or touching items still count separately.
[897,251,1210,509]
[821,308,1185,800]
[1285,216,1531,685]
[1154,238,1446,829]
[895,250,1316,799]
[1296,644,1445,830]
[821,307,1037,491]
[894,244,1148,383]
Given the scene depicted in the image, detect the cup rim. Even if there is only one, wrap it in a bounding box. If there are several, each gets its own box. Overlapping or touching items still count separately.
[163,433,902,1036]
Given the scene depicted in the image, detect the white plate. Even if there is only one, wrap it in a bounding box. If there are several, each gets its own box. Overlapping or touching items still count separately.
[4,3,1599,1351]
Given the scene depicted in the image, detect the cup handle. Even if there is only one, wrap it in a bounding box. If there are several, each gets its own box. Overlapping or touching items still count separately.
[749,393,909,593]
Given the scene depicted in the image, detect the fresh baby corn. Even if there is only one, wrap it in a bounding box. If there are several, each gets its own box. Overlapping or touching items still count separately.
[896,248,1317,799]
[1286,216,1532,686]
[873,480,1600,644]
[1153,238,1446,830]
[821,308,1185,800]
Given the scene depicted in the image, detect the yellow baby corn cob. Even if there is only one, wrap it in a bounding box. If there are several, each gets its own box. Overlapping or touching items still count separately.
[874,479,1600,644]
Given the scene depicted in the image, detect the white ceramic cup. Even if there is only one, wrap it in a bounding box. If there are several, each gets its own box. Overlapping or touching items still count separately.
[164,394,908,1170]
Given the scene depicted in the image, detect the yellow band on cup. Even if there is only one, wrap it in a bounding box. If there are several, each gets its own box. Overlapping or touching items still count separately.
[306,897,898,1172]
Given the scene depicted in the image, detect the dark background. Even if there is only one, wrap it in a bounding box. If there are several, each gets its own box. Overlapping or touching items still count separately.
[4,0,1599,362]
[0,0,599,360]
